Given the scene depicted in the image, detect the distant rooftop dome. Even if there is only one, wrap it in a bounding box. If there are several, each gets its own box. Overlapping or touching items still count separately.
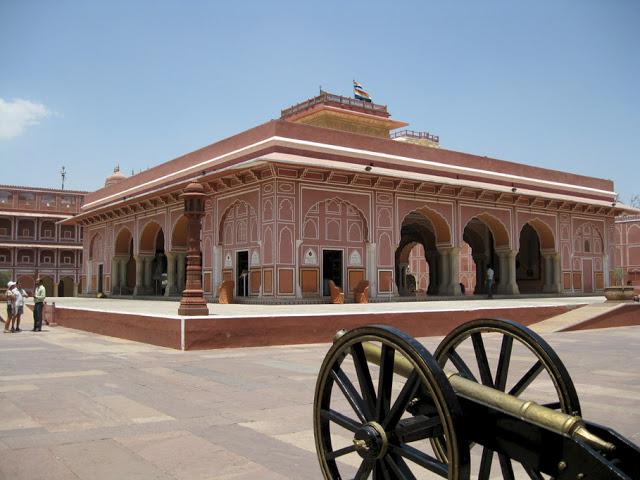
[105,165,127,188]
[280,91,408,139]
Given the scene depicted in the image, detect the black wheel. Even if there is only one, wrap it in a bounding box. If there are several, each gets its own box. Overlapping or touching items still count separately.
[434,318,581,480]
[314,325,470,480]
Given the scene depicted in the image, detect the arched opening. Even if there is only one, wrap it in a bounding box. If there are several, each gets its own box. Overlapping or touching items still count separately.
[137,222,166,296]
[396,210,442,296]
[463,218,496,295]
[113,228,135,295]
[515,221,558,293]
[58,276,75,297]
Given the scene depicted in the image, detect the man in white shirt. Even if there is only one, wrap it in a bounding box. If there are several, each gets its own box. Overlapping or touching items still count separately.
[486,266,495,299]
[5,281,16,333]
[13,281,27,332]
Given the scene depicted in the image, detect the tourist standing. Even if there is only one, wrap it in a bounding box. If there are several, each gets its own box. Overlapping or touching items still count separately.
[486,266,495,299]
[13,281,26,332]
[33,278,46,332]
[5,281,16,332]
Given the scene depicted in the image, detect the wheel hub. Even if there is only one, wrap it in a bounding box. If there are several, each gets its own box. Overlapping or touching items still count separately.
[353,422,388,459]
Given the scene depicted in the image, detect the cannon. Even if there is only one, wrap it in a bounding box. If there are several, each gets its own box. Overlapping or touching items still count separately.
[313,319,640,479]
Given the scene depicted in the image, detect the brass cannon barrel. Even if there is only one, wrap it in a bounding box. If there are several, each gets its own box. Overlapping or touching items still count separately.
[360,342,615,453]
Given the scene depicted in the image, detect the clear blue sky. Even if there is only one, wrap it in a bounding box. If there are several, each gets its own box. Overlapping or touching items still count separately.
[1,1,638,202]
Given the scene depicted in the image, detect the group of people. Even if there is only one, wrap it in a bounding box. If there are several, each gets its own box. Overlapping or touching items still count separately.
[3,278,47,333]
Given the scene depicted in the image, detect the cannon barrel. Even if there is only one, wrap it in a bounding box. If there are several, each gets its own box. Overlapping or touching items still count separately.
[360,341,615,453]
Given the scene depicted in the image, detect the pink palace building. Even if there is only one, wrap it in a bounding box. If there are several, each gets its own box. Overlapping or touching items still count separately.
[69,92,635,302]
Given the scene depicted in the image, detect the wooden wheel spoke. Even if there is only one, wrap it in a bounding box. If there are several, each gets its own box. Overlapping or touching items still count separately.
[382,371,420,430]
[384,455,417,480]
[497,453,515,480]
[395,415,443,443]
[326,444,357,460]
[508,360,544,397]
[376,343,395,422]
[471,332,494,387]
[331,366,368,423]
[478,447,493,480]
[320,408,361,433]
[374,459,393,480]
[390,444,448,477]
[354,458,375,479]
[448,348,478,382]
[494,335,514,391]
[523,464,545,480]
[352,343,377,420]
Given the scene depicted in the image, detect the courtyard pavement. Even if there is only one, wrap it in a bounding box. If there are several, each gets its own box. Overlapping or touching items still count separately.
[1,308,639,479]
[43,295,604,318]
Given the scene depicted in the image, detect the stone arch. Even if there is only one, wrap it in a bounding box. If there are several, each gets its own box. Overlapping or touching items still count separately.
[58,276,75,297]
[469,213,510,249]
[88,232,103,260]
[171,215,188,251]
[39,276,54,297]
[303,197,369,241]
[139,221,164,253]
[401,206,452,246]
[396,211,439,296]
[218,200,258,245]
[524,218,556,251]
[114,227,133,255]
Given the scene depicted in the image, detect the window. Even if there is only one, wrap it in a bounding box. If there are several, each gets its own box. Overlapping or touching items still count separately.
[0,191,12,204]
[63,256,72,264]
[44,229,53,238]
[63,230,73,239]
[43,256,52,264]
[584,240,590,253]
[21,255,30,263]
[0,255,6,263]
[22,228,31,237]
[41,194,55,207]
[18,192,34,205]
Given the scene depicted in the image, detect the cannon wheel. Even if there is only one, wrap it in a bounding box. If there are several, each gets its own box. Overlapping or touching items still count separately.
[434,318,581,480]
[314,325,471,479]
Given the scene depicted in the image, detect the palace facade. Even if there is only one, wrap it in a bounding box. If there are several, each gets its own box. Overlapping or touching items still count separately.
[70,92,633,302]
[0,185,85,295]
[614,215,640,285]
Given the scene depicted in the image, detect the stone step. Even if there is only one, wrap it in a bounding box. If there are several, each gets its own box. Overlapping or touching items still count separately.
[530,301,628,333]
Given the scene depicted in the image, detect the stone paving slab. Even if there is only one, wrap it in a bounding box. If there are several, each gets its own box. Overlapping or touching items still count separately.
[1,314,639,479]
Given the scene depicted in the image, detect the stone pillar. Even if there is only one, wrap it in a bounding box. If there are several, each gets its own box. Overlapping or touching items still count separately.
[165,252,177,296]
[213,245,222,299]
[447,247,462,296]
[53,282,59,297]
[542,252,553,293]
[176,252,186,293]
[133,255,144,295]
[366,242,377,298]
[497,249,520,295]
[552,253,562,293]
[473,253,487,294]
[119,258,128,292]
[73,282,79,296]
[143,256,153,293]
[111,258,120,293]
[295,240,303,298]
[437,248,450,295]
[178,182,209,316]
[426,251,439,296]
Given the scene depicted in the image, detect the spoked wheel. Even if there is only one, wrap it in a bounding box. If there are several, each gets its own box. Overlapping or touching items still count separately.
[434,318,581,480]
[314,325,470,480]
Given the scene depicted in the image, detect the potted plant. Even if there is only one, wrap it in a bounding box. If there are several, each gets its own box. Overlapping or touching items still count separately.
[604,267,635,301]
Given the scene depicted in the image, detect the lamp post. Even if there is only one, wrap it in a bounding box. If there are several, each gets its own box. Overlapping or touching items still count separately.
[178,182,209,316]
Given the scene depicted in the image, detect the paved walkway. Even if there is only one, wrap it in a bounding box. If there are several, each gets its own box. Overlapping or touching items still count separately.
[45,295,604,318]
[1,311,638,479]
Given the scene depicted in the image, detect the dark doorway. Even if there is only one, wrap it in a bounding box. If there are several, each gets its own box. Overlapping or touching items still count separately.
[323,250,343,296]
[58,280,65,297]
[97,264,104,294]
[236,251,249,296]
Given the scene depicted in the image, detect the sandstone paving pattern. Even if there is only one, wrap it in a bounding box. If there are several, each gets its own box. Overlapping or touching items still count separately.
[1,313,639,479]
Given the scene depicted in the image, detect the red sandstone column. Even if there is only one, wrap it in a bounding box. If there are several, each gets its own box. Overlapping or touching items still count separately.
[178,182,209,316]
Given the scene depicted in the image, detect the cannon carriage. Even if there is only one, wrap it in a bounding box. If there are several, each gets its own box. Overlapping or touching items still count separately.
[313,319,640,479]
